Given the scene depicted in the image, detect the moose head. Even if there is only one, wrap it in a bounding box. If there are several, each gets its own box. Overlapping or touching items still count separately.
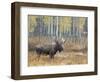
[54,37,66,52]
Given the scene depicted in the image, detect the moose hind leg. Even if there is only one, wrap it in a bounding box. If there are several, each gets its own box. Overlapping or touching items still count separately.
[37,54,41,61]
[50,54,54,59]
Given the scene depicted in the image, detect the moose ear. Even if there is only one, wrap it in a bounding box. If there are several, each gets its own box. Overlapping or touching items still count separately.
[61,38,66,43]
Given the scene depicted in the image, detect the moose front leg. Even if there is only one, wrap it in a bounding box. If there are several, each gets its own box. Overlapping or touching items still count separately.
[36,54,41,61]
[50,54,54,59]
[49,48,57,59]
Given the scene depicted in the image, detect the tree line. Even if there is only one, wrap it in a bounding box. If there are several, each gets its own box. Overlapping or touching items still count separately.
[28,15,87,39]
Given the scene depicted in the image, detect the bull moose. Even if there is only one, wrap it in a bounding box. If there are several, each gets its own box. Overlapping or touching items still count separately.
[34,38,66,59]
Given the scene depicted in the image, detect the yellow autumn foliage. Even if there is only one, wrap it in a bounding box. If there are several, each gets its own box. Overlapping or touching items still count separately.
[78,17,86,29]
[28,15,86,32]
[43,16,52,25]
[28,15,37,32]
[59,16,72,32]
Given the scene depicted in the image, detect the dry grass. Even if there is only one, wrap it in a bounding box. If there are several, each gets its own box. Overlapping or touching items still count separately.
[28,51,87,66]
[28,37,88,66]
